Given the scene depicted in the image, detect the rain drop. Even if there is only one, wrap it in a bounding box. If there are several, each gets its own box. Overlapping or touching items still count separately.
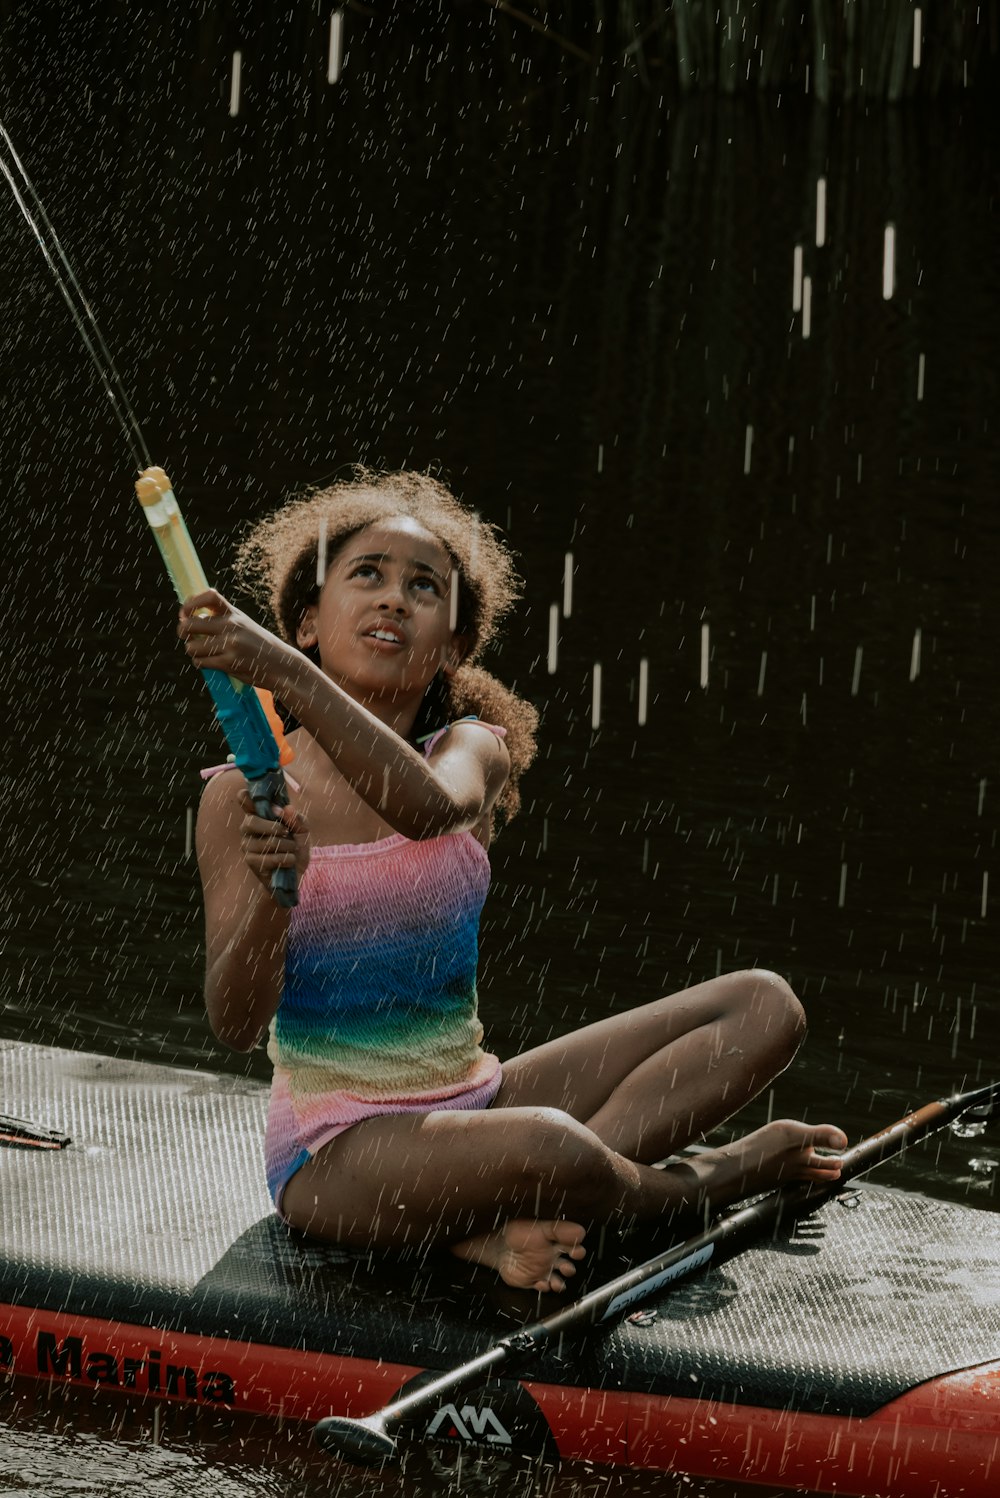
[637,658,649,725]
[909,628,921,681]
[547,604,558,674]
[563,551,574,618]
[882,225,896,300]
[328,9,345,84]
[229,51,242,117]
[815,177,827,247]
[316,517,328,588]
[792,244,803,311]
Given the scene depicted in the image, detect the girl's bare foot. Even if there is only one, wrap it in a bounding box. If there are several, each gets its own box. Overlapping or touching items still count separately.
[450,1218,587,1293]
[670,1120,848,1216]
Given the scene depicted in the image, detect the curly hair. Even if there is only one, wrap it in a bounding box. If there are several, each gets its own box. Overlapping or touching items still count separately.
[233,466,538,824]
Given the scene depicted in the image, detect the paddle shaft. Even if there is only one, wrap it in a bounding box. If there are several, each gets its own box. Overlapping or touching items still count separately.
[315,1078,999,1459]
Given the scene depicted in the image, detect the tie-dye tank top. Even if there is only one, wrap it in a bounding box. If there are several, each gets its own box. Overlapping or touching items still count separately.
[262,720,505,1211]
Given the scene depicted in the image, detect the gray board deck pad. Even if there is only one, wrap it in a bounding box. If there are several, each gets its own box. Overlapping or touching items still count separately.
[1,1041,998,1418]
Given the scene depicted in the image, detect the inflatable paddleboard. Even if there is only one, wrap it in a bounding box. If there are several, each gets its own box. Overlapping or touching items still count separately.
[0,1041,997,1496]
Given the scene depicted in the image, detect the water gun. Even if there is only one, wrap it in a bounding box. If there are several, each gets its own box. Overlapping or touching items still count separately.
[135,466,298,908]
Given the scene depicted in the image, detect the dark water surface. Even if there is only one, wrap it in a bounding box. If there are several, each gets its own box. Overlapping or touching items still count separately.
[1,5,999,1494]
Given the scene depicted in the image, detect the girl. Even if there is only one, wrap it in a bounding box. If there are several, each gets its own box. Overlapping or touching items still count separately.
[179,467,846,1295]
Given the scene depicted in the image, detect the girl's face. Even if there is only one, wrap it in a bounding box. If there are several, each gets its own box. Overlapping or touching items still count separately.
[296,516,467,709]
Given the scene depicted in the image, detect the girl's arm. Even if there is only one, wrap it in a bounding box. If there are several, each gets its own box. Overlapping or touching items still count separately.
[197,772,310,1051]
[178,592,510,841]
[277,650,510,840]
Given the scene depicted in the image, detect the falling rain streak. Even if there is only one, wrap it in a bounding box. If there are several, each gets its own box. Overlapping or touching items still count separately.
[743,425,753,475]
[851,646,863,696]
[637,658,648,725]
[792,244,803,310]
[909,628,922,681]
[700,624,710,688]
[591,663,602,729]
[547,604,558,674]
[316,517,328,588]
[815,177,827,246]
[228,51,242,117]
[562,551,573,617]
[882,224,896,299]
[327,9,345,84]
[913,8,923,68]
[802,276,812,338]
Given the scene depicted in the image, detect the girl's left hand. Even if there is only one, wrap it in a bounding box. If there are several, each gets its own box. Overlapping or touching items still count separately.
[177,589,293,692]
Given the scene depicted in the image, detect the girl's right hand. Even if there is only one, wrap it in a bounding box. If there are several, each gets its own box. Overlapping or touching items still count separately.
[178,589,296,696]
[237,789,311,889]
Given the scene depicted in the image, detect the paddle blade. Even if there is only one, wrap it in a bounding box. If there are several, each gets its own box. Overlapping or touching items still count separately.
[314,1414,398,1465]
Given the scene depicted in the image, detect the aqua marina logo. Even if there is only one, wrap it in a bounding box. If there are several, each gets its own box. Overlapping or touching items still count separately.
[425,1401,513,1445]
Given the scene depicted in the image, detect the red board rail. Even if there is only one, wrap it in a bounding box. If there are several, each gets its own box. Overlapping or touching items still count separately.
[1,1302,997,1496]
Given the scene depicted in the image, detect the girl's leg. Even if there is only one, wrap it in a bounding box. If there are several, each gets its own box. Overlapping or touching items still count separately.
[447,968,835,1286]
[279,1090,845,1293]
[494,968,806,1162]
[281,1103,620,1290]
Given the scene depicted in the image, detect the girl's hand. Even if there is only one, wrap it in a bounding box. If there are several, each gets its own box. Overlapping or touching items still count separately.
[177,589,295,694]
[237,789,311,889]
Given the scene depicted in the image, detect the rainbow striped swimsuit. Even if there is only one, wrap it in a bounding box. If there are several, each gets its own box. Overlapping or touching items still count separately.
[263,727,504,1213]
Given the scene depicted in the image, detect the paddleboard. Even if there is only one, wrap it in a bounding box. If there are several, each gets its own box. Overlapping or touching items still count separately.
[0,1040,997,1496]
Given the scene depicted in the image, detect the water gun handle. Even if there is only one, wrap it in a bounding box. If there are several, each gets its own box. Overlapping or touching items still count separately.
[245,768,298,909]
[135,466,297,908]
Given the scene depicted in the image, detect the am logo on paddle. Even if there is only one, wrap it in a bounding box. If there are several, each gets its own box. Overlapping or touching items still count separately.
[425,1402,513,1445]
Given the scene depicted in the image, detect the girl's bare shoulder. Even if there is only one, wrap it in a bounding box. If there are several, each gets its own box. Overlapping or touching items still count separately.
[196,770,250,863]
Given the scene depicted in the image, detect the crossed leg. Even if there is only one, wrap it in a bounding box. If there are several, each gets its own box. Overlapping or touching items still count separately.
[493,966,807,1157]
[279,969,846,1291]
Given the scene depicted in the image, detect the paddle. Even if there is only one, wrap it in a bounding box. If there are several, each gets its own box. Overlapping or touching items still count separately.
[314,1079,999,1465]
